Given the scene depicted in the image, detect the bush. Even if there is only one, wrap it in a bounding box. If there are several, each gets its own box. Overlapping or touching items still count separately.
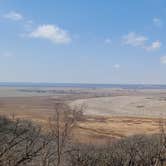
[0,105,165,166]
[67,134,166,166]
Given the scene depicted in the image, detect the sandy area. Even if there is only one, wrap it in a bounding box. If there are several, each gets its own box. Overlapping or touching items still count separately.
[0,87,166,143]
[71,95,166,118]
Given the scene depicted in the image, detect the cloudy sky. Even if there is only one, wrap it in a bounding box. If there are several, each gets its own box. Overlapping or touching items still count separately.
[0,0,166,84]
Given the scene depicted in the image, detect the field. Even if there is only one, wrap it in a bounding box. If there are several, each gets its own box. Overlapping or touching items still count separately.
[0,86,165,144]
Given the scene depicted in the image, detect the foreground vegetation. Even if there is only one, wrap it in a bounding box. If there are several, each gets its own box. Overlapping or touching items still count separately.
[0,102,166,166]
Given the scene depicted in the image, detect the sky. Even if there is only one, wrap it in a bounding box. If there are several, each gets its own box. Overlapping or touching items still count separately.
[0,0,166,84]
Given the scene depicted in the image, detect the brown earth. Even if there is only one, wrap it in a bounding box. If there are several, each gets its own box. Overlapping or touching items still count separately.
[0,87,166,144]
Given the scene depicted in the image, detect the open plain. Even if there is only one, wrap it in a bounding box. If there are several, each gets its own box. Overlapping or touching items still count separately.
[0,86,166,144]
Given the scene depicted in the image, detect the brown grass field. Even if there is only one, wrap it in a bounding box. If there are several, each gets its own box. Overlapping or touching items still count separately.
[0,87,165,144]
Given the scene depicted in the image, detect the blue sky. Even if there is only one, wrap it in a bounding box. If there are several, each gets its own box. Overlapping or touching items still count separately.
[0,0,166,84]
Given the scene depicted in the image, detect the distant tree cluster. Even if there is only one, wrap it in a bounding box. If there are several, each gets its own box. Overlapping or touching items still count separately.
[0,102,165,166]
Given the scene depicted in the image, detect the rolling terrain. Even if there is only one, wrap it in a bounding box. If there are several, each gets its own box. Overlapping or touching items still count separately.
[0,86,165,144]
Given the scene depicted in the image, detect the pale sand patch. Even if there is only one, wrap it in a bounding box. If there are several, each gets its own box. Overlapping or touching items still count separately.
[71,95,166,118]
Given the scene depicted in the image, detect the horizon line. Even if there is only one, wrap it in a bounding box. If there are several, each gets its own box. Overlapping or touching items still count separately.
[0,82,166,86]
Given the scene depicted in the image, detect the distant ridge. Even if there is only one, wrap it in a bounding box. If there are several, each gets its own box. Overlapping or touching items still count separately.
[0,82,166,89]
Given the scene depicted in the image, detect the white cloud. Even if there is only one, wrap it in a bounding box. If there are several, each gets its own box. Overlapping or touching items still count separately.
[160,56,166,64]
[145,40,161,51]
[122,32,161,51]
[153,17,162,27]
[105,38,112,44]
[28,24,71,44]
[3,11,23,21]
[113,64,120,69]
[122,32,147,47]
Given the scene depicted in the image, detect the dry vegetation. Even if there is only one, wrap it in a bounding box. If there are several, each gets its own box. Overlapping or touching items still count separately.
[0,102,166,166]
[0,88,166,143]
[0,102,83,166]
[0,95,163,144]
[0,88,166,165]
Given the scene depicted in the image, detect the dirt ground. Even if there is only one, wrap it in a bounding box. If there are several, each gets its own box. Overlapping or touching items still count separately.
[0,87,165,144]
[71,95,166,118]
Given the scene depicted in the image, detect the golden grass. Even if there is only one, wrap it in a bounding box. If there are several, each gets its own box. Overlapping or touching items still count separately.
[0,96,164,144]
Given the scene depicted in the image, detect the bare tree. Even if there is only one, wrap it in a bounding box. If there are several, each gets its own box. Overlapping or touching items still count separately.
[1,106,166,166]
[43,102,83,166]
[0,117,49,166]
